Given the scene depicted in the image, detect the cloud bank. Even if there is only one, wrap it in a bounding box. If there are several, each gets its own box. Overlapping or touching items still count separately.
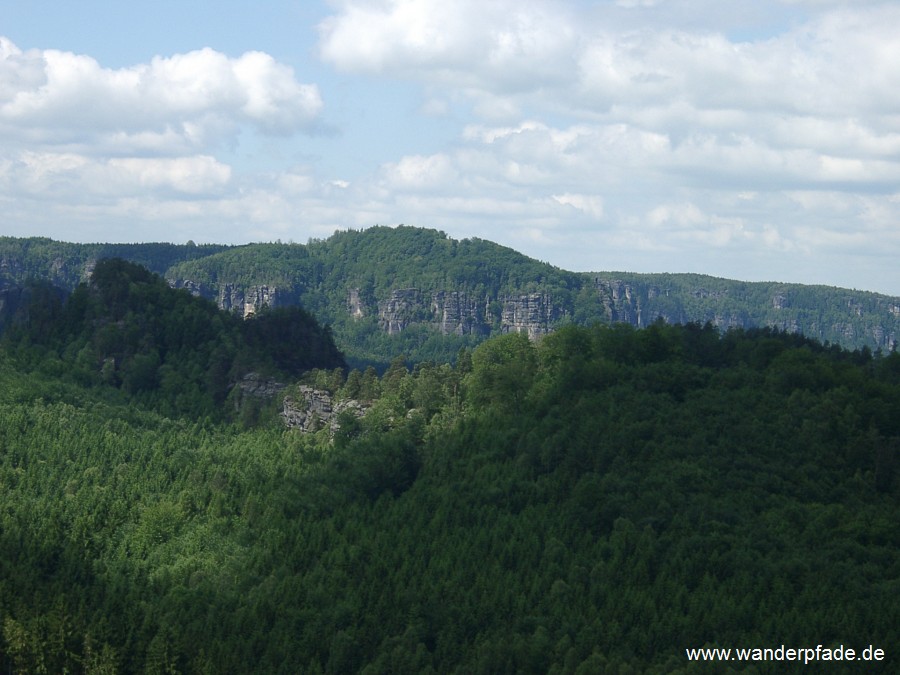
[315,0,900,291]
[0,38,322,153]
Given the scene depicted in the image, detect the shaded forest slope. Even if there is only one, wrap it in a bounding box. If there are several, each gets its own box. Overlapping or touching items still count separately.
[0,258,345,420]
[0,318,898,672]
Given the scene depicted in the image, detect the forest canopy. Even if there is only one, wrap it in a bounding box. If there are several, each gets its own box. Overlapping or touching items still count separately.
[1,300,898,672]
[0,258,345,420]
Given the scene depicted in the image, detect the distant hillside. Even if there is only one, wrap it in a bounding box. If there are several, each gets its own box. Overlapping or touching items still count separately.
[2,227,898,365]
[1,258,345,420]
[0,236,230,288]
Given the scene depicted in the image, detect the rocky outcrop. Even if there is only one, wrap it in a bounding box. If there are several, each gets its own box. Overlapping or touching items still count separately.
[500,293,561,338]
[229,284,280,318]
[430,291,489,336]
[595,279,642,325]
[171,281,285,318]
[376,288,562,338]
[710,313,749,330]
[348,288,366,319]
[237,373,286,399]
[594,278,749,330]
[378,289,423,335]
[872,324,897,350]
[281,386,368,433]
[595,279,675,326]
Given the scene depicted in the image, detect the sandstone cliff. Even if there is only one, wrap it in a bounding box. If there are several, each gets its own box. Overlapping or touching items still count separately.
[370,288,563,339]
[281,386,368,434]
[172,280,291,318]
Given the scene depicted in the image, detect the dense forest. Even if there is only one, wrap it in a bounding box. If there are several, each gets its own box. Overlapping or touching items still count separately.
[3,228,898,368]
[0,258,345,421]
[1,256,898,672]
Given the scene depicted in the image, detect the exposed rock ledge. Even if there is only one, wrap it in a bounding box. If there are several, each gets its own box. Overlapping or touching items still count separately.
[235,375,368,434]
[237,373,286,399]
[282,386,368,434]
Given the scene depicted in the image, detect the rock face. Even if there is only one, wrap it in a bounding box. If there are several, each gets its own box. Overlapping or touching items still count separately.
[431,291,490,336]
[595,279,647,326]
[172,281,286,318]
[237,373,286,399]
[281,386,367,433]
[500,293,561,338]
[158,271,899,353]
[224,284,280,318]
[375,288,561,338]
[378,289,423,335]
[347,288,366,319]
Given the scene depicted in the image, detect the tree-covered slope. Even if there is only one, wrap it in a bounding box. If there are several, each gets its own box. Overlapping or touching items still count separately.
[1,258,345,420]
[163,226,586,366]
[165,226,572,294]
[2,228,898,367]
[0,236,229,289]
[1,322,898,672]
[591,270,900,350]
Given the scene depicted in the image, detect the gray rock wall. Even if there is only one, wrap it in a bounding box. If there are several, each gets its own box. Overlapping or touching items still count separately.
[282,386,367,434]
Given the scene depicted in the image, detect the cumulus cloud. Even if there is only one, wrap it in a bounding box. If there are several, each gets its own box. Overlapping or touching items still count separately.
[7,152,232,199]
[314,0,900,287]
[318,0,578,93]
[319,1,900,149]
[0,37,323,155]
[3,2,899,295]
[0,36,326,243]
[380,153,459,191]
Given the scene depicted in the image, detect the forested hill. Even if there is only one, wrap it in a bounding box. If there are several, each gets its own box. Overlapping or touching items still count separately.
[0,258,345,420]
[1,321,898,672]
[3,228,898,366]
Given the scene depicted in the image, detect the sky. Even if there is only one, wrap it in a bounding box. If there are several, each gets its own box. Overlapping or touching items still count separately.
[1,1,899,295]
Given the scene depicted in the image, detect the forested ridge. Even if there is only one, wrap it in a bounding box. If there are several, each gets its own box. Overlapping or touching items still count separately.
[3,227,899,368]
[0,237,230,288]
[0,258,345,421]
[1,254,898,673]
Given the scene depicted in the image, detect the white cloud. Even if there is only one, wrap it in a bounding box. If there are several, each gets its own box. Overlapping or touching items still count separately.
[318,0,578,92]
[553,193,604,219]
[7,152,232,199]
[0,38,323,155]
[3,3,900,295]
[0,36,325,246]
[107,157,232,194]
[319,1,900,137]
[380,153,458,191]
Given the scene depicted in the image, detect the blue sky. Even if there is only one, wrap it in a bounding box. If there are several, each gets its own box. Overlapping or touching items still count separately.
[1,0,899,295]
